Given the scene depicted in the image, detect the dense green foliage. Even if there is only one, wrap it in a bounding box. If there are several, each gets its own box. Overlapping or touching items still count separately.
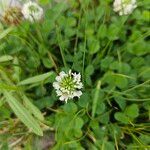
[0,0,150,149]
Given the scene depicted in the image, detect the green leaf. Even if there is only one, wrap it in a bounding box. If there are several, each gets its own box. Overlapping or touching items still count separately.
[107,24,119,40]
[139,66,150,79]
[0,55,13,62]
[39,0,49,5]
[85,65,94,85]
[115,75,128,89]
[34,96,55,109]
[114,112,129,124]
[142,10,150,21]
[0,97,5,107]
[99,112,110,124]
[85,65,94,75]
[74,117,84,129]
[103,72,128,89]
[48,2,68,23]
[102,141,115,150]
[0,107,11,120]
[18,72,55,85]
[139,134,150,144]
[96,5,105,21]
[125,104,139,119]
[42,58,53,69]
[97,24,107,39]
[66,17,77,27]
[114,96,126,111]
[90,120,106,139]
[0,83,18,91]
[88,38,100,54]
[96,102,105,115]
[73,117,84,138]
[127,40,148,56]
[85,75,92,86]
[78,93,90,108]
[131,57,145,68]
[63,102,78,114]
[13,57,21,82]
[101,56,114,70]
[0,27,13,40]
[22,95,44,121]
[110,61,131,74]
[3,91,43,136]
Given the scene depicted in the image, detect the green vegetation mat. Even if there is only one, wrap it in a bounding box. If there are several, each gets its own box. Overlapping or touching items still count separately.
[0,0,150,149]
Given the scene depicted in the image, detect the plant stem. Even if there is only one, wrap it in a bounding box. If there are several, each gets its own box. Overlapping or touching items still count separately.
[48,52,59,73]
[82,35,86,81]
[56,25,67,69]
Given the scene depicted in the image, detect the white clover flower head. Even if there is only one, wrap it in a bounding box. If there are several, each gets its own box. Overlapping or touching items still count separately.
[22,1,43,22]
[0,0,21,14]
[0,0,23,25]
[113,0,137,16]
[53,70,83,103]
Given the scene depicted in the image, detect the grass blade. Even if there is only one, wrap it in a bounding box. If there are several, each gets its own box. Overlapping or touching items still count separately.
[0,27,13,40]
[0,55,13,62]
[18,72,54,85]
[3,91,43,136]
[92,80,101,118]
[22,94,44,121]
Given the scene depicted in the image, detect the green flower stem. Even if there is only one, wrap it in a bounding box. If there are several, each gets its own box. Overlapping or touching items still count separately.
[74,5,82,54]
[82,4,88,82]
[56,25,67,69]
[48,52,58,73]
[82,35,86,83]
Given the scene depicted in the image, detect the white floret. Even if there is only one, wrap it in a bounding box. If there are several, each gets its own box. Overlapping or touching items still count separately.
[0,0,21,16]
[53,70,83,103]
[22,1,43,22]
[113,0,137,15]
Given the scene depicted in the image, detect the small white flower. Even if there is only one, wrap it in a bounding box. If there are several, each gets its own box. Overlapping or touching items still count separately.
[0,0,23,25]
[53,70,83,103]
[22,1,43,22]
[0,0,21,15]
[113,0,137,16]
